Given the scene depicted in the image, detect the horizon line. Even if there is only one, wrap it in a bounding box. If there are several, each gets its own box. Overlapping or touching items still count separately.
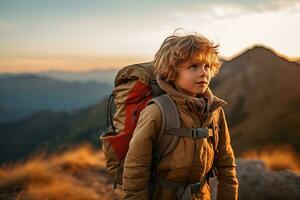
[0,44,299,74]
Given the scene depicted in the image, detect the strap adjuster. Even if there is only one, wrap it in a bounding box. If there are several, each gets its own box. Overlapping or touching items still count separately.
[190,182,201,193]
[191,128,208,138]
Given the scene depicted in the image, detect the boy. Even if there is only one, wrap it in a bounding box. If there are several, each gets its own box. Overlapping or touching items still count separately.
[122,33,238,200]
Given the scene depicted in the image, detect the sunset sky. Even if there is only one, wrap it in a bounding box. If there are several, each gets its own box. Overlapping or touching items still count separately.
[0,0,299,73]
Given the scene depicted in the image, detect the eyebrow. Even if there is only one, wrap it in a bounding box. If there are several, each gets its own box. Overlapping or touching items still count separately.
[190,60,210,65]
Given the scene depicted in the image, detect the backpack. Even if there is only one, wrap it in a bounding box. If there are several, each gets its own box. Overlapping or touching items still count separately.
[100,62,220,189]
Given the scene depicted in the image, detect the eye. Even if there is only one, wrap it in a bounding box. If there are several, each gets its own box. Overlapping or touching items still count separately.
[188,64,198,71]
[204,64,210,70]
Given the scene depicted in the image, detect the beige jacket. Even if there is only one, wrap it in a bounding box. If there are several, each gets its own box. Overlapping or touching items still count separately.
[123,77,238,200]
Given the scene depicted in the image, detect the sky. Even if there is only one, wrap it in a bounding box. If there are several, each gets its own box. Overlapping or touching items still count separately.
[0,0,299,72]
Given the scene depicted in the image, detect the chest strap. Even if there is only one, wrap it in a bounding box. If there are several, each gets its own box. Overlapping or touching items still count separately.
[166,127,213,139]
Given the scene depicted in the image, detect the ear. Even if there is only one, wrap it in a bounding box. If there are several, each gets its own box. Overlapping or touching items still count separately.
[169,77,176,81]
[168,75,176,82]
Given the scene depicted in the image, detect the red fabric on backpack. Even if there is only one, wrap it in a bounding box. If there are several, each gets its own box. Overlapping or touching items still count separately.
[106,81,153,160]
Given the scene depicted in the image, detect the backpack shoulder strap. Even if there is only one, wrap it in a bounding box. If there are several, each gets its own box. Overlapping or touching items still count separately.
[148,94,181,161]
[149,94,216,161]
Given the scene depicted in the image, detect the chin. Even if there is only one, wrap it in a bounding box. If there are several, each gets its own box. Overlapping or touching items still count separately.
[196,89,206,94]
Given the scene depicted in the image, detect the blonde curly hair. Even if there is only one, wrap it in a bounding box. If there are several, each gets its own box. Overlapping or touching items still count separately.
[154,33,221,81]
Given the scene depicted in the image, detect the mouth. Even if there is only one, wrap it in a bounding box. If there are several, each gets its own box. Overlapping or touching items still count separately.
[195,81,207,85]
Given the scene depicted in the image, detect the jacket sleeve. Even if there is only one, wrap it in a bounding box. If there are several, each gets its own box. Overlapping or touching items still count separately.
[216,108,239,200]
[122,104,161,200]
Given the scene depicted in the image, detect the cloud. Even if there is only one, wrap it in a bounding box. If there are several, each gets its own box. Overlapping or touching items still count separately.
[48,2,300,59]
[94,1,300,57]
[129,2,300,57]
[257,0,300,11]
[198,0,300,12]
[1,0,299,66]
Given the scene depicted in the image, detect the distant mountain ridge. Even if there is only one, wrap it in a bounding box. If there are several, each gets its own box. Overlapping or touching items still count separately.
[0,74,112,123]
[38,69,118,84]
[0,44,299,165]
[0,98,108,164]
[0,68,119,84]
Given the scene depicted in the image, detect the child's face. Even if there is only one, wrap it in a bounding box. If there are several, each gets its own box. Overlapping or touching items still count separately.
[174,54,211,97]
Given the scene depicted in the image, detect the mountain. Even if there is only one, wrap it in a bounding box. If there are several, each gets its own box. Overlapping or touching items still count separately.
[0,98,108,164]
[211,45,300,156]
[1,45,299,164]
[0,75,112,123]
[38,69,118,84]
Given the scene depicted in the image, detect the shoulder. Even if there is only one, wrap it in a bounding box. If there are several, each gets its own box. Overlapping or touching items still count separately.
[217,107,226,120]
[215,107,225,116]
[212,107,227,126]
[141,102,162,119]
[135,102,162,137]
[139,102,162,128]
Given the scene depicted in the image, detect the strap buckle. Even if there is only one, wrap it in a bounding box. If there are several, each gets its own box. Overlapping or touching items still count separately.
[191,128,208,138]
[189,182,202,193]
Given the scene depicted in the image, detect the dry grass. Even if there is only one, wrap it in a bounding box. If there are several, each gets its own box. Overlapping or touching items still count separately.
[1,143,299,200]
[241,145,300,175]
[0,144,121,200]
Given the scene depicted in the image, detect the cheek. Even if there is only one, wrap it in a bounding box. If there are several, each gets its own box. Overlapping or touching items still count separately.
[180,75,194,85]
[175,70,197,85]
[176,76,191,88]
[183,71,196,80]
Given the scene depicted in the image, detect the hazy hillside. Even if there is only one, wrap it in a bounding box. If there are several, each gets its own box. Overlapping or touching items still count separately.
[38,69,118,84]
[0,45,300,199]
[211,45,300,156]
[0,98,108,164]
[1,45,299,166]
[0,75,112,123]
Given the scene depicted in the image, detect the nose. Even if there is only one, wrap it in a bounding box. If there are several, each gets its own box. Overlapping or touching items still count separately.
[197,65,207,77]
